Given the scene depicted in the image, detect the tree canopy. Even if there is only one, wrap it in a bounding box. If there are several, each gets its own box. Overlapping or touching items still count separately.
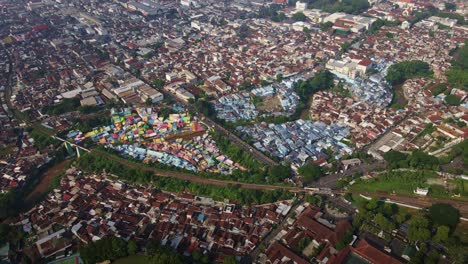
[445,94,461,106]
[258,4,286,22]
[298,164,323,183]
[444,3,456,11]
[268,165,291,184]
[429,203,459,230]
[308,0,370,14]
[407,216,431,242]
[432,83,447,96]
[79,237,128,264]
[153,78,166,88]
[292,12,308,22]
[383,150,408,164]
[42,98,80,115]
[447,41,468,89]
[384,150,439,170]
[294,70,335,101]
[385,61,432,86]
[434,226,450,242]
[76,152,293,205]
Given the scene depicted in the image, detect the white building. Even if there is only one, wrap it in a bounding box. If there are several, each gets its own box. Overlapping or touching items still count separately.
[414,187,429,196]
[296,1,308,11]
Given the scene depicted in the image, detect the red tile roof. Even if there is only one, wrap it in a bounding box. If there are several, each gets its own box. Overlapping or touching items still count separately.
[354,239,402,264]
[266,242,309,264]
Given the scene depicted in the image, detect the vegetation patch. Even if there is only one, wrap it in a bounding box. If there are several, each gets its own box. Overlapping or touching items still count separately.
[349,171,436,196]
[76,153,293,205]
[385,60,432,86]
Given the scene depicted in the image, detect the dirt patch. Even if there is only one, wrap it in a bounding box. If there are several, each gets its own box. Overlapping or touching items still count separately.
[390,84,408,109]
[257,96,281,112]
[25,159,71,204]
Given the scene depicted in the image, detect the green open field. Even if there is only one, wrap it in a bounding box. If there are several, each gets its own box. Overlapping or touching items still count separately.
[349,171,468,202]
[349,171,435,195]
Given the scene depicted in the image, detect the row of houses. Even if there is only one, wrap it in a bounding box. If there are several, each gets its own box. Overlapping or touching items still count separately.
[15,169,292,261]
[238,120,352,169]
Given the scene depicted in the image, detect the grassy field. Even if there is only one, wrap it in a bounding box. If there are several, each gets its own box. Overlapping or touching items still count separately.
[350,171,468,202]
[113,255,150,264]
[349,171,434,196]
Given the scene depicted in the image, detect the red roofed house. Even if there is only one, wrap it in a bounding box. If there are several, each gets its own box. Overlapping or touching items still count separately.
[296,206,351,246]
[33,24,48,32]
[266,242,309,264]
[356,59,373,75]
[330,239,403,264]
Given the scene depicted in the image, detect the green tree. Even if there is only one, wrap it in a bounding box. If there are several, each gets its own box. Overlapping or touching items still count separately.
[127,240,138,255]
[408,150,439,169]
[386,61,432,86]
[340,42,351,53]
[445,95,461,106]
[79,237,128,264]
[268,165,291,183]
[335,230,353,250]
[380,203,397,217]
[153,78,166,88]
[298,164,323,183]
[365,198,380,211]
[447,68,468,89]
[429,203,459,229]
[445,2,456,11]
[383,150,408,165]
[0,224,11,245]
[305,194,323,206]
[434,226,450,242]
[42,98,81,115]
[432,84,446,96]
[309,0,369,14]
[374,213,395,231]
[192,250,209,263]
[407,216,431,242]
[237,24,251,39]
[276,74,283,82]
[260,79,270,86]
[294,70,335,101]
[319,22,334,32]
[394,210,409,224]
[292,12,308,22]
[446,41,468,89]
[223,256,237,264]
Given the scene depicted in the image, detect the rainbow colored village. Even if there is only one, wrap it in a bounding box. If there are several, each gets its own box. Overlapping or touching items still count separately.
[66,108,243,173]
